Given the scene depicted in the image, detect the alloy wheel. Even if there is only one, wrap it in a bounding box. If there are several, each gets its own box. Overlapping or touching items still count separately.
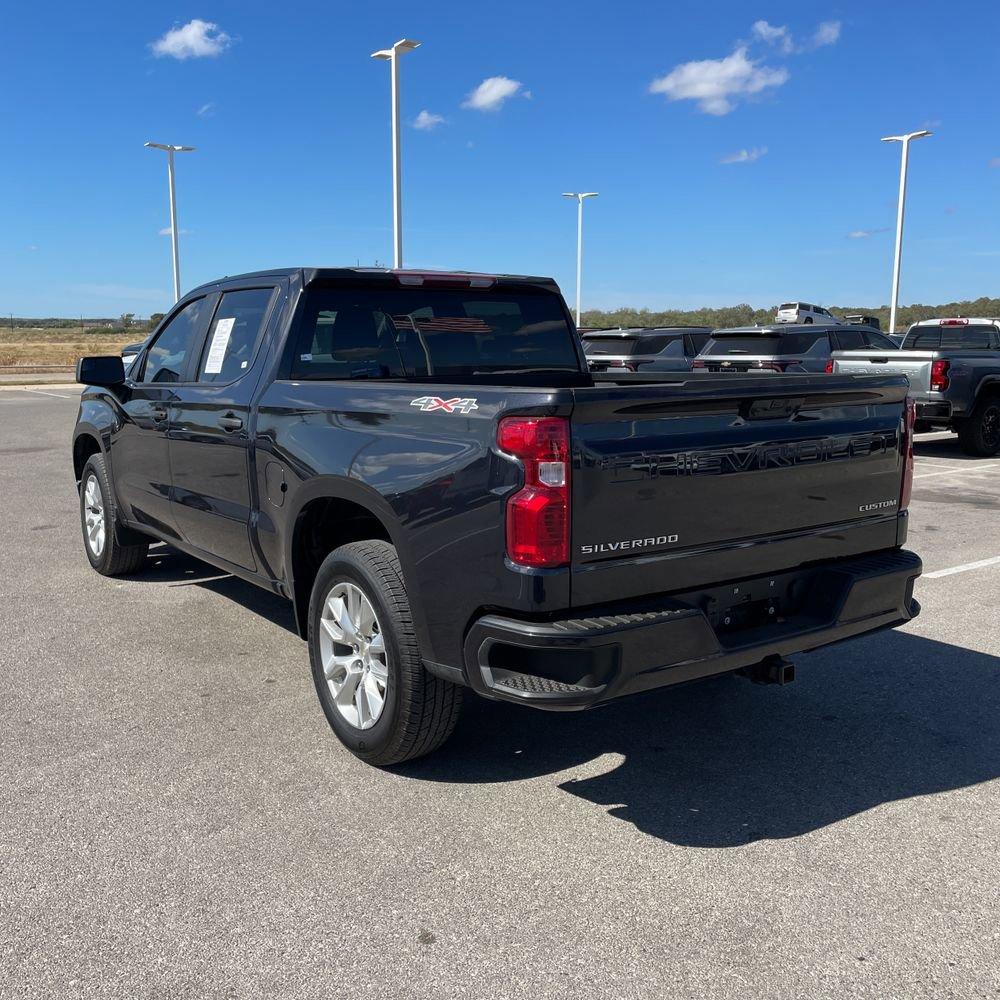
[318,581,388,730]
[83,475,106,558]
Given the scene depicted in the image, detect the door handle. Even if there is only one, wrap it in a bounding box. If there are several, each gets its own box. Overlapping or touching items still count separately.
[218,413,244,432]
[151,406,168,422]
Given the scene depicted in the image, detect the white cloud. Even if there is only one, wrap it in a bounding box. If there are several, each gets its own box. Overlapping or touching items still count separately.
[721,146,768,164]
[151,20,231,60]
[650,47,788,115]
[158,227,192,236]
[461,76,524,112]
[752,19,841,54]
[196,102,216,117]
[847,228,889,239]
[412,109,445,130]
[812,21,841,47]
[752,20,794,53]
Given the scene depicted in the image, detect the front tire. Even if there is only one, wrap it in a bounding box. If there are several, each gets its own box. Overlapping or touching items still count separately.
[957,395,1000,456]
[79,454,149,576]
[308,540,462,766]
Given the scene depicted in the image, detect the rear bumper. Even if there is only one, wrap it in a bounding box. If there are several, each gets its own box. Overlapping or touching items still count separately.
[461,549,921,710]
[914,399,953,421]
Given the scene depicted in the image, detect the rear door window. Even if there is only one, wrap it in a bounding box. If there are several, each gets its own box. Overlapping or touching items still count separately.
[862,331,899,350]
[198,287,277,383]
[834,330,866,351]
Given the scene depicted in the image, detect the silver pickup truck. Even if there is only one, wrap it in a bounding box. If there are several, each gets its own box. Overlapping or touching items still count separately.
[831,318,1000,456]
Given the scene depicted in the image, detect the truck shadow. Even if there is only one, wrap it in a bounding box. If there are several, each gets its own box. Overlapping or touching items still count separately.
[130,543,298,634]
[914,435,980,461]
[400,629,1000,848]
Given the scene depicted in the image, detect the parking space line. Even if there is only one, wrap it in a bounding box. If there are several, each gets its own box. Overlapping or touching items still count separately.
[924,555,1000,579]
[913,467,997,481]
[18,388,72,399]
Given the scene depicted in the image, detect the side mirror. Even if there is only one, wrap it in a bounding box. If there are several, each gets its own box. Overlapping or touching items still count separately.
[77,355,126,387]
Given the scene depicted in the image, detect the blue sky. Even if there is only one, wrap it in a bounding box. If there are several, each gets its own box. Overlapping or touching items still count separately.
[2,0,999,317]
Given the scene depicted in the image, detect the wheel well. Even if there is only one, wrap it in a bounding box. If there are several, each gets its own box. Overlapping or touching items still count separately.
[290,497,392,637]
[975,382,1000,406]
[73,434,102,484]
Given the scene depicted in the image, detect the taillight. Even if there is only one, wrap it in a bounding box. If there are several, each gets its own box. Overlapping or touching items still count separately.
[497,417,570,568]
[900,397,916,510]
[824,359,834,374]
[691,359,706,369]
[930,359,950,392]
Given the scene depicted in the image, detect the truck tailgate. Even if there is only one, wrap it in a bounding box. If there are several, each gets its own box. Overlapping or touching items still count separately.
[569,374,909,606]
[832,350,933,392]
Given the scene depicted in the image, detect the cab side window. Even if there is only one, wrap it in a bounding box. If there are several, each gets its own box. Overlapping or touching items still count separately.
[141,297,211,384]
[197,287,276,383]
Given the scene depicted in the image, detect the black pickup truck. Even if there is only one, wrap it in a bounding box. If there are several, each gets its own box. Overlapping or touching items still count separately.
[73,268,922,766]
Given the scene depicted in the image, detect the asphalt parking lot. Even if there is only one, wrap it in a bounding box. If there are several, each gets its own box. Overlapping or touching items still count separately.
[2,387,998,1000]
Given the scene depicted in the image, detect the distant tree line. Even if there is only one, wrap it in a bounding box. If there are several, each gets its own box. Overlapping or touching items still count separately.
[5,313,165,335]
[581,297,1000,334]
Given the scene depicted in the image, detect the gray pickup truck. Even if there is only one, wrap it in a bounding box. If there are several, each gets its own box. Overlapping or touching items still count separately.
[831,318,1000,455]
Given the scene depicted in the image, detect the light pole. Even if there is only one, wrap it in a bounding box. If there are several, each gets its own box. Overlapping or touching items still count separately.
[562,192,598,325]
[881,130,932,335]
[371,39,421,269]
[145,142,196,303]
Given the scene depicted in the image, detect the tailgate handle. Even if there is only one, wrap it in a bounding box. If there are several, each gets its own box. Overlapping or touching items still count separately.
[867,357,889,364]
[741,397,804,420]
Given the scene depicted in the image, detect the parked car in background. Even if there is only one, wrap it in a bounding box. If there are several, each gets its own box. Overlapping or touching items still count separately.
[831,317,1000,454]
[581,327,712,372]
[845,314,881,330]
[887,333,907,347]
[775,302,841,325]
[693,323,896,374]
[120,340,147,369]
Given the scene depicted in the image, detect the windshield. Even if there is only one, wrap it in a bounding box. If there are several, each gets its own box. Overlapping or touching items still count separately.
[289,285,582,381]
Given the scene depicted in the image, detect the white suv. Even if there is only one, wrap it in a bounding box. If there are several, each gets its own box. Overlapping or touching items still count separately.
[775,302,840,325]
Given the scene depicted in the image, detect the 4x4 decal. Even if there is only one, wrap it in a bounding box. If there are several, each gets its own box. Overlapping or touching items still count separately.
[410,396,479,414]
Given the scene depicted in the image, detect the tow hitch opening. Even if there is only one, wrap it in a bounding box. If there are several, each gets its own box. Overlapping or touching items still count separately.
[741,655,796,686]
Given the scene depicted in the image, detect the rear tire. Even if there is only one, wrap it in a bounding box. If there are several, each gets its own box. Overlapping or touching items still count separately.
[308,540,463,766]
[957,395,1000,456]
[79,453,149,575]
[803,317,813,324]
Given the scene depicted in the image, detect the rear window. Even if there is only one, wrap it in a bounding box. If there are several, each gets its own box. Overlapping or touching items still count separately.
[778,303,798,311]
[583,336,639,355]
[289,286,581,381]
[583,333,684,356]
[704,332,828,356]
[902,324,996,350]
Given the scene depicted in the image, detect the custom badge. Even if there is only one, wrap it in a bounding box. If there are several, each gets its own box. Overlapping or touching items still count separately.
[410,396,479,414]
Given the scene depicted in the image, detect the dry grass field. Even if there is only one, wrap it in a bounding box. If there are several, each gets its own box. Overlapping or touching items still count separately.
[0,328,136,370]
